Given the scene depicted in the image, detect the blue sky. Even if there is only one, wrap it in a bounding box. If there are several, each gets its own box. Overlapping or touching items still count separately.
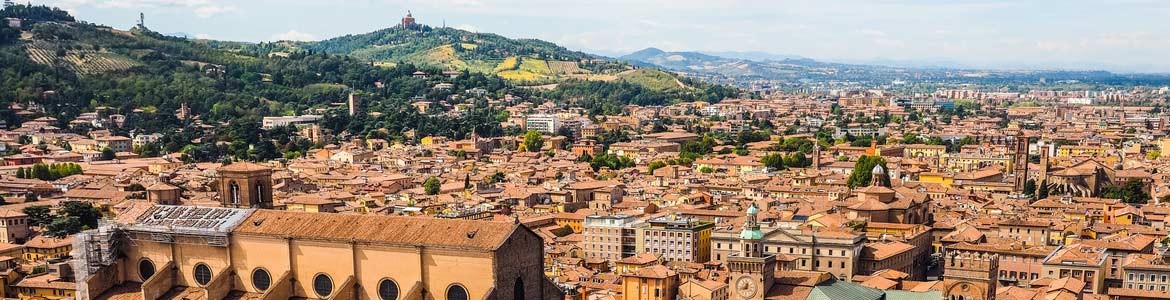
[32,0,1170,73]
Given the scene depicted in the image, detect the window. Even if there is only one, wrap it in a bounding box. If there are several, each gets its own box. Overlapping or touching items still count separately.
[314,274,334,298]
[138,259,156,281]
[447,284,469,300]
[194,264,213,286]
[252,268,271,292]
[378,279,399,300]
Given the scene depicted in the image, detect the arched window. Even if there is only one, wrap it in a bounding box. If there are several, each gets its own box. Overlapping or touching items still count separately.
[378,278,399,300]
[254,181,263,204]
[513,277,524,300]
[193,264,213,286]
[446,284,468,300]
[138,259,155,281]
[252,268,271,292]
[313,273,334,298]
[230,181,241,202]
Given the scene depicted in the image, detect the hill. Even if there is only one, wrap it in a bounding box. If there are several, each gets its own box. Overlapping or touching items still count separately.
[620,47,1170,88]
[300,24,700,90]
[0,5,743,161]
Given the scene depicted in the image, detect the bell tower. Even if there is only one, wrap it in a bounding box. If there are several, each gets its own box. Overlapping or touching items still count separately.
[942,251,999,300]
[728,203,776,300]
[216,162,274,209]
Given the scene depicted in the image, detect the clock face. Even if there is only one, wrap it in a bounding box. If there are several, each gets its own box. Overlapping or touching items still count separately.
[735,276,759,299]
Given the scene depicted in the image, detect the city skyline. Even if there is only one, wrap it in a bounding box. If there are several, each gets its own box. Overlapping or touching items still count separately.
[32,0,1170,73]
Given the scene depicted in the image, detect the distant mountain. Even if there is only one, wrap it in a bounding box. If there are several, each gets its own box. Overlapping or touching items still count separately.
[618,47,832,80]
[700,50,804,62]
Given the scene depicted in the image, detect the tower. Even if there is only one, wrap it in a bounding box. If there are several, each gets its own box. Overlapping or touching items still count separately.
[347,92,361,116]
[137,12,145,29]
[1012,132,1029,192]
[728,203,776,300]
[1038,140,1051,186]
[146,182,181,205]
[811,142,821,170]
[942,251,999,300]
[401,10,416,29]
[216,162,274,209]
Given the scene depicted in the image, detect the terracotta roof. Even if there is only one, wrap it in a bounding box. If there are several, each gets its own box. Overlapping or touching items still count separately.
[232,210,519,251]
[217,161,272,172]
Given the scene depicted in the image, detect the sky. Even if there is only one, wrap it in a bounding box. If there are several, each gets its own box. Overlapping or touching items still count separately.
[29,0,1170,73]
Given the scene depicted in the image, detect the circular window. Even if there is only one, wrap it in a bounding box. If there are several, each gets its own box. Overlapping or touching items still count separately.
[378,279,399,300]
[252,268,271,292]
[446,284,468,300]
[313,273,334,298]
[193,264,213,286]
[138,259,156,281]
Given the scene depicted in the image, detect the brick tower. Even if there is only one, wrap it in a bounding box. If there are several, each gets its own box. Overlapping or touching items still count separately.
[943,250,999,300]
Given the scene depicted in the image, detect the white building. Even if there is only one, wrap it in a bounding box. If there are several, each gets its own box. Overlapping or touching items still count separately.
[261,115,323,129]
[525,114,560,133]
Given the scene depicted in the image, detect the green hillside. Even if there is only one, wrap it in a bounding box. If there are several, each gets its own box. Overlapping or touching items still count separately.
[301,25,640,85]
[0,5,744,162]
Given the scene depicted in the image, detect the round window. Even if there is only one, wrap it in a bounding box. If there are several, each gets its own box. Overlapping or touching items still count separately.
[447,284,468,300]
[378,278,399,300]
[252,268,271,292]
[313,273,333,298]
[138,259,156,281]
[194,264,213,286]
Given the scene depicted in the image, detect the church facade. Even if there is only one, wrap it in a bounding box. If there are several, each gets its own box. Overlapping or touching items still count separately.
[75,204,563,300]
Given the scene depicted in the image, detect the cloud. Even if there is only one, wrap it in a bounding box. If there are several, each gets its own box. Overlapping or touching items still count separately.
[193,4,236,18]
[50,0,236,18]
[453,24,480,32]
[270,30,317,41]
[195,33,213,39]
[857,29,888,37]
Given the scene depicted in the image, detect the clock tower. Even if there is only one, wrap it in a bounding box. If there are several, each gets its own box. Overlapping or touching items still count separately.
[727,203,776,300]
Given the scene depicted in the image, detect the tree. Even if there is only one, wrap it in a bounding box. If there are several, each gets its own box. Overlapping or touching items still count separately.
[45,216,82,238]
[1148,150,1161,160]
[15,167,24,179]
[423,177,441,195]
[100,147,116,160]
[1024,179,1037,197]
[25,193,38,203]
[846,156,888,188]
[522,130,544,152]
[699,166,714,173]
[464,174,471,190]
[22,205,53,227]
[1037,180,1050,199]
[1102,178,1151,204]
[59,201,102,230]
[761,153,786,171]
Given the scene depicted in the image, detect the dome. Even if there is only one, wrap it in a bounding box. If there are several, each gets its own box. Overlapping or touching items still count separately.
[740,228,764,240]
[872,164,885,175]
[746,203,759,215]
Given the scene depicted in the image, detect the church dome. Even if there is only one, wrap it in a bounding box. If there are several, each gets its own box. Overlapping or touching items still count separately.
[872,164,885,175]
[740,228,764,240]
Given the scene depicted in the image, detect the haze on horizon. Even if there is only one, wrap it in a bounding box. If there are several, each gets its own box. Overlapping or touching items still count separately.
[33,0,1170,73]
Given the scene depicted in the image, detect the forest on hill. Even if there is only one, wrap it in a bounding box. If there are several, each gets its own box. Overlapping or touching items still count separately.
[0,5,743,162]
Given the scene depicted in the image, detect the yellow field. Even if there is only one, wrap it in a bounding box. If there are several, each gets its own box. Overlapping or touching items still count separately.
[498,70,546,82]
[460,43,478,50]
[518,57,551,74]
[494,56,519,72]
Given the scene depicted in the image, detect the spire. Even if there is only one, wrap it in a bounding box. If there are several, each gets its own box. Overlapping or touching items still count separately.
[739,203,763,240]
